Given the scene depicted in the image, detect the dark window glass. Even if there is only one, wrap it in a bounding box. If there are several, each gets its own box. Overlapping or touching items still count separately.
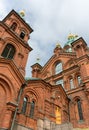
[22,97,28,114]
[29,101,35,118]
[1,44,15,59]
[10,22,17,31]
[20,31,25,39]
[77,99,83,120]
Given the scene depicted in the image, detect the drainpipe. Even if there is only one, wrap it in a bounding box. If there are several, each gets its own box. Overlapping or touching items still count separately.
[68,97,71,122]
[10,83,27,130]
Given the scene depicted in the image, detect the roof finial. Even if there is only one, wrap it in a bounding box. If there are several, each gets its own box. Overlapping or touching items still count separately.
[56,42,61,48]
[36,54,40,63]
[19,10,25,17]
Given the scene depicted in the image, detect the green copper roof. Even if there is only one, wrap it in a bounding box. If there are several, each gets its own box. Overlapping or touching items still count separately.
[64,34,79,47]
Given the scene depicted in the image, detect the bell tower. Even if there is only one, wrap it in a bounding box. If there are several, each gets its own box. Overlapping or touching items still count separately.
[0,10,33,76]
[0,10,33,129]
[72,37,89,80]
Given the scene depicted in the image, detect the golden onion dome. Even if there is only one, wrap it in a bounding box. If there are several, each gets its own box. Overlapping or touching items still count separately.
[67,33,75,39]
[68,33,78,40]
[20,10,25,17]
[56,42,61,48]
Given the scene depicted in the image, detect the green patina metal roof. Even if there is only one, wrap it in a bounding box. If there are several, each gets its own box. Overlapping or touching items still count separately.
[64,34,79,47]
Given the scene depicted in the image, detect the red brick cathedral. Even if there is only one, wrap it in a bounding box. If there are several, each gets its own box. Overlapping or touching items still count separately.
[0,10,89,130]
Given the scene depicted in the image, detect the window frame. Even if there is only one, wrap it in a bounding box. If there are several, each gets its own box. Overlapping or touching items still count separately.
[20,31,26,39]
[77,99,83,121]
[69,78,74,89]
[22,97,28,114]
[10,22,17,31]
[77,76,81,85]
[1,43,16,59]
[55,62,62,74]
[29,100,35,118]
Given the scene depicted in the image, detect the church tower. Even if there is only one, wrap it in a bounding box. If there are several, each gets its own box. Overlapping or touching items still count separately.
[0,10,33,129]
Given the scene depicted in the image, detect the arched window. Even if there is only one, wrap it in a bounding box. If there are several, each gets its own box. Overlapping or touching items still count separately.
[70,78,74,89]
[20,31,25,39]
[22,97,28,114]
[29,101,35,118]
[77,76,81,85]
[10,22,17,31]
[1,44,15,59]
[55,62,62,74]
[77,99,83,120]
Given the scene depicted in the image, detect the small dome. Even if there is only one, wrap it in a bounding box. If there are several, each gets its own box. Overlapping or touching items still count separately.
[64,33,79,47]
[20,10,25,17]
[68,33,75,40]
[68,33,78,40]
[56,42,61,48]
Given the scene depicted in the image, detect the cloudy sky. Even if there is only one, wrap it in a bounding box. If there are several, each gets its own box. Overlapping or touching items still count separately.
[0,0,89,77]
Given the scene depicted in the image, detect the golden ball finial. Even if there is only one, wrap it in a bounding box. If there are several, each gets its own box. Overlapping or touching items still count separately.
[20,10,25,17]
[56,42,61,48]
[68,33,74,39]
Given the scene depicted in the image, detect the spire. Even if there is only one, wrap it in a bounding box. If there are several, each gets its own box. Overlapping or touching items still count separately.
[36,54,40,63]
[54,42,63,55]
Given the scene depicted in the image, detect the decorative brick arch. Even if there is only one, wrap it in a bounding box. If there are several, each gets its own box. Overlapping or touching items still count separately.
[19,88,39,118]
[19,27,29,36]
[22,88,39,102]
[0,74,17,127]
[3,37,22,53]
[52,60,63,75]
[73,96,81,102]
[9,18,20,29]
[0,74,17,101]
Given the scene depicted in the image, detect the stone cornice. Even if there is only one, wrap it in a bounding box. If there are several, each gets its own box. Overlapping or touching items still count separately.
[66,85,84,95]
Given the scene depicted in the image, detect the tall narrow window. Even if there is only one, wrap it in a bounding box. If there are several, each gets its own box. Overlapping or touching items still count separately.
[77,76,81,85]
[55,62,62,74]
[1,44,15,59]
[10,22,17,31]
[29,101,35,118]
[22,97,28,114]
[70,78,74,89]
[77,99,83,120]
[20,31,25,39]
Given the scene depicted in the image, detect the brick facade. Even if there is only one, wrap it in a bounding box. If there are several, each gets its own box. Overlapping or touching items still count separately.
[0,10,89,130]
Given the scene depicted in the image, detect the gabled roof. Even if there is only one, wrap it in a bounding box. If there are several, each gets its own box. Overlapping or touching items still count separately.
[71,37,87,46]
[3,9,33,33]
[40,51,76,73]
[31,63,42,69]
